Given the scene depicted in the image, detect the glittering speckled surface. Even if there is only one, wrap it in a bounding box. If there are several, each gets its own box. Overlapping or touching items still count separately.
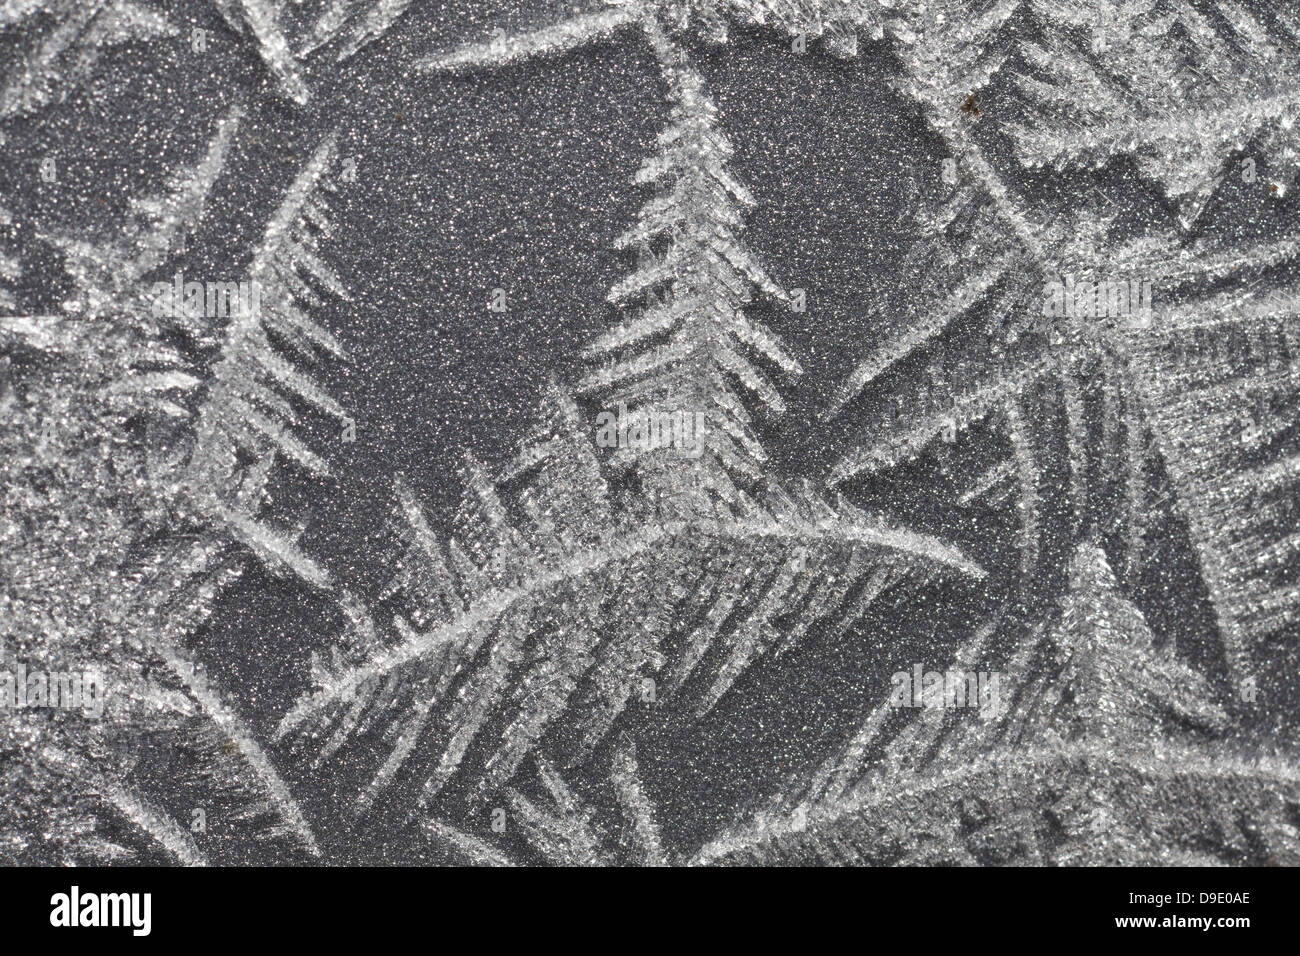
[1,1,1299,866]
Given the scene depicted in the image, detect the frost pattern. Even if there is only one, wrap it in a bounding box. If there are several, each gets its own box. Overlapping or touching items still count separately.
[696,547,1300,866]
[2,0,1297,866]
[0,0,177,118]
[2,107,344,862]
